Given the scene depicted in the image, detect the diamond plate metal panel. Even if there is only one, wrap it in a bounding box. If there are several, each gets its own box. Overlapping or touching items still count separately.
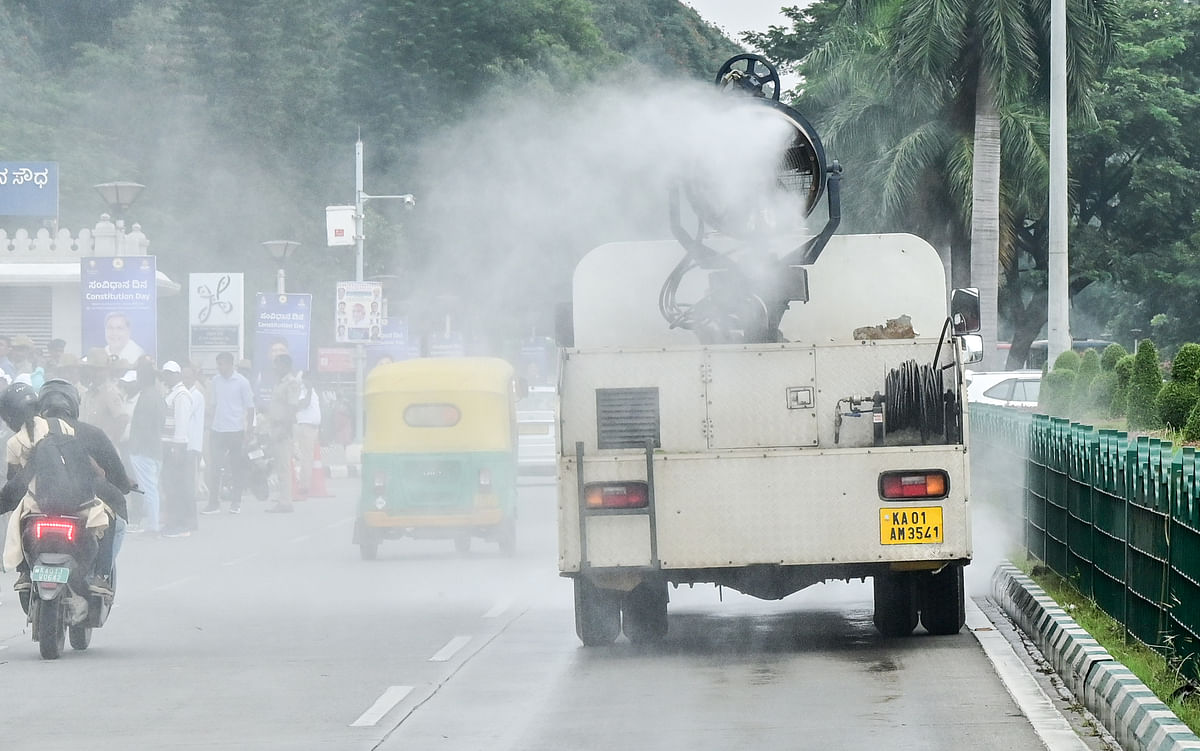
[705,346,819,449]
[583,515,653,568]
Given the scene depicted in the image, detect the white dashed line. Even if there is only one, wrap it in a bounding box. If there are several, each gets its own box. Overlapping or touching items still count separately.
[0,645,9,651]
[288,534,311,544]
[484,597,513,619]
[429,635,471,662]
[222,554,258,567]
[350,685,412,727]
[327,516,355,529]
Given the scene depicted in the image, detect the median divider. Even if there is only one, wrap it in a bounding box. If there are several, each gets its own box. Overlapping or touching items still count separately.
[992,562,1200,751]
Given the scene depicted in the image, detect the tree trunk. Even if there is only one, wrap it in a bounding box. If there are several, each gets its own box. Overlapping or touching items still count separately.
[970,77,1003,369]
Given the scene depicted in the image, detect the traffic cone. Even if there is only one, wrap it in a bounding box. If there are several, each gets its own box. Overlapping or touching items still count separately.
[307,444,332,498]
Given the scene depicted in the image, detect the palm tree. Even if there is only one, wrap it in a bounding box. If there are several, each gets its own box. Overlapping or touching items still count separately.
[796,0,1115,369]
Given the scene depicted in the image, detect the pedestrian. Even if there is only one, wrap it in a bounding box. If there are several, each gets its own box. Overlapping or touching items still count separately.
[125,360,164,534]
[0,335,14,378]
[182,363,206,502]
[266,353,301,514]
[81,347,129,447]
[160,361,194,538]
[203,352,255,515]
[293,370,321,500]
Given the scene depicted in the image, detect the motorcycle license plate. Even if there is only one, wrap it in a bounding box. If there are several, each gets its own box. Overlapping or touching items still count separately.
[31,565,70,584]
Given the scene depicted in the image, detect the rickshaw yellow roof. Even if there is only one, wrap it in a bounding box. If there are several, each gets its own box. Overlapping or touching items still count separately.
[365,357,515,396]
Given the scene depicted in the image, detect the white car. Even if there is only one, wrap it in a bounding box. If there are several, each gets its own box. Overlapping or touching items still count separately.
[517,386,557,475]
[964,370,1042,410]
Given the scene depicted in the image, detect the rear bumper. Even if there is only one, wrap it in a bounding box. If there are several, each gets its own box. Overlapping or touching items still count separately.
[363,508,505,528]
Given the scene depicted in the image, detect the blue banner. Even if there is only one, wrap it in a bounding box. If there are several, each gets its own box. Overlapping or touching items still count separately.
[253,293,312,405]
[81,256,157,366]
[0,162,59,217]
[367,316,421,368]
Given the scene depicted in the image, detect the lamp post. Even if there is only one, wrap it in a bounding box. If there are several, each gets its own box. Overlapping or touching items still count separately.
[93,181,145,255]
[263,240,300,294]
[352,138,415,444]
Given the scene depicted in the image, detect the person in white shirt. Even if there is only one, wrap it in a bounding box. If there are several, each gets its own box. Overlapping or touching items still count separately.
[293,371,322,499]
[182,364,207,505]
[160,361,194,537]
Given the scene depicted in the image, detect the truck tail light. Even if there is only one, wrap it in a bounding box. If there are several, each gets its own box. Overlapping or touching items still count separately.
[584,482,649,509]
[880,470,948,500]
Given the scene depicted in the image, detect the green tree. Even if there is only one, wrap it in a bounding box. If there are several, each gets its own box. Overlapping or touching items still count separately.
[1155,342,1200,428]
[1072,348,1101,415]
[1127,339,1163,430]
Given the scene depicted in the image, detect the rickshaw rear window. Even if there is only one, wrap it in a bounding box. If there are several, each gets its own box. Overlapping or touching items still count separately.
[404,403,462,427]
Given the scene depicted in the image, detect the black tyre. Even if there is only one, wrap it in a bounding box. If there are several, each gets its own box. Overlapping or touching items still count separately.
[622,581,668,644]
[359,538,379,560]
[69,625,92,651]
[38,599,65,660]
[454,536,471,554]
[873,571,918,637]
[496,519,516,557]
[573,577,620,647]
[919,563,966,635]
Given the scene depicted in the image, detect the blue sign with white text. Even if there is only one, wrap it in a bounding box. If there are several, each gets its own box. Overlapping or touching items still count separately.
[0,162,59,217]
[253,293,312,405]
[81,256,158,366]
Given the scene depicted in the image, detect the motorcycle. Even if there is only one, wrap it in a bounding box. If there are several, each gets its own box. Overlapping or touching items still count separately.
[20,513,113,660]
[218,430,272,503]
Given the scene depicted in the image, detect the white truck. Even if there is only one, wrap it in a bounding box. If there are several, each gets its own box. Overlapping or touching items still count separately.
[556,55,984,645]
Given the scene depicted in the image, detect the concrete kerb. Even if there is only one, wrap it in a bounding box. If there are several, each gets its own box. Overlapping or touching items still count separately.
[992,562,1200,751]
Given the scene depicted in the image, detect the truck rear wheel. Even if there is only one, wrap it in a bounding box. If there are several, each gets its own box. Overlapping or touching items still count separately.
[873,571,917,637]
[919,563,965,635]
[574,577,620,646]
[622,582,668,644]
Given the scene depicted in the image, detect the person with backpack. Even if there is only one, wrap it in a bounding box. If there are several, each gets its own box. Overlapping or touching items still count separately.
[35,379,135,589]
[0,382,111,594]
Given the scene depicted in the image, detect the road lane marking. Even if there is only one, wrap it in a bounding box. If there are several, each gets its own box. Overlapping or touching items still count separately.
[350,685,412,727]
[222,554,258,567]
[484,597,513,618]
[429,635,471,662]
[0,645,9,651]
[967,599,1090,751]
[326,516,355,529]
[152,576,198,592]
[288,534,311,544]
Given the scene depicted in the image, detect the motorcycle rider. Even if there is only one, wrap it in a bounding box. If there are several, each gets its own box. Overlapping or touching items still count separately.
[0,382,112,594]
[36,379,134,589]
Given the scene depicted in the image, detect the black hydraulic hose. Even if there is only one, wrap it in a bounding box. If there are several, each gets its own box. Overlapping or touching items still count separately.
[884,359,945,442]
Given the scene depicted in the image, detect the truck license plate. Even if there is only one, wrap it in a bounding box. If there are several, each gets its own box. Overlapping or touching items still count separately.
[31,565,70,583]
[879,507,943,544]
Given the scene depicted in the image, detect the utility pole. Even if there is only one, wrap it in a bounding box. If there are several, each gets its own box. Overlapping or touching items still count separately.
[1047,0,1071,364]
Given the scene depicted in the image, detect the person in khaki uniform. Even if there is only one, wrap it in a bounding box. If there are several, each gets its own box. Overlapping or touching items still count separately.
[266,353,301,513]
[81,347,129,448]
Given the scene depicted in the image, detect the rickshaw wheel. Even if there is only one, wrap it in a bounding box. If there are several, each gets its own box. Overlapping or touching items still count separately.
[497,519,516,557]
[359,539,379,560]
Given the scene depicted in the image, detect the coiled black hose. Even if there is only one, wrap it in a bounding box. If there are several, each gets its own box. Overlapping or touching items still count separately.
[884,360,945,441]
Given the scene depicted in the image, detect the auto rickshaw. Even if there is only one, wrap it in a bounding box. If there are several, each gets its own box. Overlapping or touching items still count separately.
[354,357,521,559]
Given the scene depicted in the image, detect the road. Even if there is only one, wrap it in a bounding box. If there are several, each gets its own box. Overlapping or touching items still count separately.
[0,477,1097,750]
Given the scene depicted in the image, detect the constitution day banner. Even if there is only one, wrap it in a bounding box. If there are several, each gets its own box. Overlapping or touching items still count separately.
[253,292,311,405]
[81,256,157,365]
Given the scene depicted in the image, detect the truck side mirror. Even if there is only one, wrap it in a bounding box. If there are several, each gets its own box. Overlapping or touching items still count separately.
[960,334,984,365]
[950,288,980,334]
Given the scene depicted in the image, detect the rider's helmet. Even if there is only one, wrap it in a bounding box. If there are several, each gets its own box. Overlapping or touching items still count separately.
[37,378,81,422]
[0,381,39,432]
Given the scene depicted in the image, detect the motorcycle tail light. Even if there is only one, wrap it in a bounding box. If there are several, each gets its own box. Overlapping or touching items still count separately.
[33,518,76,542]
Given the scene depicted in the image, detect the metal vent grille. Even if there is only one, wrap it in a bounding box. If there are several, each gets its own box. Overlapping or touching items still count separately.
[596,387,660,450]
[0,286,52,349]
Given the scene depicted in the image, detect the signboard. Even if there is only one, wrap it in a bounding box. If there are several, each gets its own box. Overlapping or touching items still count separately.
[429,330,465,358]
[188,272,244,372]
[81,256,157,365]
[335,281,382,343]
[326,205,356,247]
[253,292,312,405]
[317,347,355,374]
[518,336,556,386]
[0,162,58,217]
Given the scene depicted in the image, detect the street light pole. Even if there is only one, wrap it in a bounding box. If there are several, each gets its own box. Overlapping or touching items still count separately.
[262,240,299,295]
[1047,0,1071,363]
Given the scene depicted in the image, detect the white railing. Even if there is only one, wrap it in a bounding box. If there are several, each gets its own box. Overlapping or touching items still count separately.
[0,215,149,261]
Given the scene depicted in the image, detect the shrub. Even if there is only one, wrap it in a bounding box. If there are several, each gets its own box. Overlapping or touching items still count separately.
[1111,355,1135,417]
[1172,343,1200,383]
[1127,340,1164,430]
[1053,350,1081,372]
[1042,368,1076,417]
[1089,371,1118,418]
[1156,381,1199,429]
[1100,343,1128,372]
[1184,400,1200,442]
[1071,349,1101,415]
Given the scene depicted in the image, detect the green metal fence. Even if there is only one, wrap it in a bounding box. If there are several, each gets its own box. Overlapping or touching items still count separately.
[971,403,1200,681]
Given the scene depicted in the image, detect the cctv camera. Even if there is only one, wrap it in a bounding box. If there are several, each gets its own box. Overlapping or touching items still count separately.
[402,195,416,209]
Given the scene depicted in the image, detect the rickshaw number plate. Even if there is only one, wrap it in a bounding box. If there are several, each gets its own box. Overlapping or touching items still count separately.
[879,507,943,544]
[32,565,70,583]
